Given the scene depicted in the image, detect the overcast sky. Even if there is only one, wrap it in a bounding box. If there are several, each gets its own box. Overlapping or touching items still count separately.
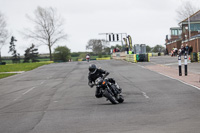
[0,0,200,56]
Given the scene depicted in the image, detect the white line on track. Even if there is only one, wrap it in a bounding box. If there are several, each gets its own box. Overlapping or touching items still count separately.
[14,96,21,101]
[142,92,149,99]
[40,81,45,85]
[14,87,35,101]
[22,87,35,95]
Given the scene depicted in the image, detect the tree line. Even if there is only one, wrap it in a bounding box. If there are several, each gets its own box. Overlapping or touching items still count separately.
[0,6,67,63]
[0,1,198,63]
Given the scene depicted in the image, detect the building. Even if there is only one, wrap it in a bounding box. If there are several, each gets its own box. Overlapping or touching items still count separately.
[166,10,200,53]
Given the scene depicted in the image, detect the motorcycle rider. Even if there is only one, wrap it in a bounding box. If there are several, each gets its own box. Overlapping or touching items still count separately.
[86,54,90,62]
[88,64,121,98]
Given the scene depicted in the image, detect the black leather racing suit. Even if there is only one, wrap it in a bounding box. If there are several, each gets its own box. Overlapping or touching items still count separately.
[88,68,110,98]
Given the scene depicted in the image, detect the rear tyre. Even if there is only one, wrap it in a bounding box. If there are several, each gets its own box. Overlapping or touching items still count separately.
[103,90,118,104]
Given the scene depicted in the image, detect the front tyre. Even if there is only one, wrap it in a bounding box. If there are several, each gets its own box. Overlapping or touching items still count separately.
[103,90,118,104]
[117,95,124,103]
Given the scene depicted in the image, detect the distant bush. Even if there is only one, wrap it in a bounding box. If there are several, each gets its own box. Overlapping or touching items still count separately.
[53,46,71,62]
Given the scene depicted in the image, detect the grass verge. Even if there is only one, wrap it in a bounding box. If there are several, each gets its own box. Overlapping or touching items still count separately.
[0,61,53,72]
[0,73,17,79]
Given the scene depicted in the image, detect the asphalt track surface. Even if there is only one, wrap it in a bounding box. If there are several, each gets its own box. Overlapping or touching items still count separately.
[1,59,200,133]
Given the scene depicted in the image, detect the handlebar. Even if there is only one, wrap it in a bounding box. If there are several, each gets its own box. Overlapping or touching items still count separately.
[102,72,109,79]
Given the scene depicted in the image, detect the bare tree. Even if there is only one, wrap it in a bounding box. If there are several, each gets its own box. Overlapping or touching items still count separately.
[25,6,67,61]
[0,11,9,62]
[176,1,199,22]
[86,39,107,54]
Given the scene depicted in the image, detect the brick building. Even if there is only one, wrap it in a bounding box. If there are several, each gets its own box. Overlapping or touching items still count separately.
[165,10,200,53]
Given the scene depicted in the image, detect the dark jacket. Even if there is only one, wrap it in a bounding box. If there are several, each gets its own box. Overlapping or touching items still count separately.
[88,69,108,83]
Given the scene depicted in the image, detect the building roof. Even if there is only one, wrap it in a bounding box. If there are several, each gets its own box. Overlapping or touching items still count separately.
[170,27,181,30]
[191,33,200,39]
[179,10,200,24]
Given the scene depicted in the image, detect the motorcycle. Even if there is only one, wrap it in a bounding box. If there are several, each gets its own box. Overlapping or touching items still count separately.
[86,55,90,62]
[94,75,124,104]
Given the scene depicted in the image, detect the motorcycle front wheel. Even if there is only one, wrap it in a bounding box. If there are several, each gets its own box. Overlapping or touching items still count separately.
[117,95,124,103]
[103,90,118,104]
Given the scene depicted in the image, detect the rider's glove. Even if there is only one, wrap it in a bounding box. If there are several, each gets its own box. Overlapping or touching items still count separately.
[88,82,94,88]
[90,84,94,88]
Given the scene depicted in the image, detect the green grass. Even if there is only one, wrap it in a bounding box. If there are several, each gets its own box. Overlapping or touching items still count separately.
[38,58,50,62]
[0,61,53,72]
[71,57,78,61]
[0,73,17,79]
[2,58,51,64]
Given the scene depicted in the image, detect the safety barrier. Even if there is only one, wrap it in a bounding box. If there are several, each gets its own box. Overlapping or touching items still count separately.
[152,53,158,56]
[96,57,111,60]
[112,52,126,60]
[126,54,137,63]
[148,52,164,57]
[160,52,165,56]
[190,52,197,62]
[148,53,152,57]
[136,54,149,62]
[78,57,110,61]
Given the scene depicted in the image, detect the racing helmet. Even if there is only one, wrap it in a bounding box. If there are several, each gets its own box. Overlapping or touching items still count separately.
[89,64,97,73]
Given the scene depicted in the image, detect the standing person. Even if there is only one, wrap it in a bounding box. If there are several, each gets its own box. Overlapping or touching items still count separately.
[178,49,182,56]
[189,45,193,55]
[185,44,189,55]
[175,47,178,56]
[171,50,174,57]
[181,45,185,55]
[172,47,175,56]
[173,47,178,56]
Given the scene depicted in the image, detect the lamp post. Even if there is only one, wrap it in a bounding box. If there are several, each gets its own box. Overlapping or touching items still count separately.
[185,26,189,50]
[188,15,191,42]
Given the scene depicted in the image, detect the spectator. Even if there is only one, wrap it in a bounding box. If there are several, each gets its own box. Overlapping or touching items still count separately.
[189,45,193,55]
[178,49,182,56]
[113,48,116,53]
[171,50,174,57]
[185,44,189,55]
[116,48,120,52]
[173,46,178,56]
[181,45,185,55]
